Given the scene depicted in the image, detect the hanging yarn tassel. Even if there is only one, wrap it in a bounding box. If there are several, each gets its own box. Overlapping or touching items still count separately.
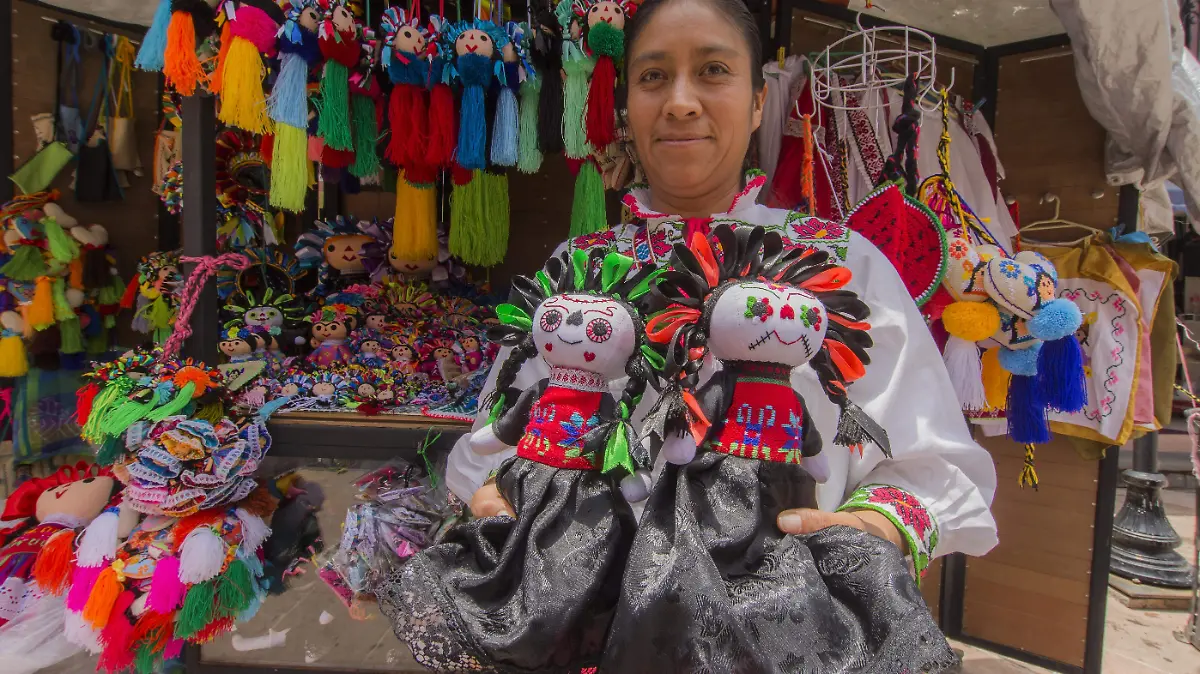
[1028,297,1086,413]
[350,94,380,178]
[69,257,84,289]
[59,316,84,353]
[217,5,280,135]
[317,23,360,152]
[269,124,309,212]
[0,331,27,378]
[267,24,316,213]
[77,507,121,567]
[479,172,510,266]
[163,0,215,96]
[449,172,485,263]
[457,53,493,170]
[31,529,75,595]
[67,563,104,613]
[1019,443,1039,490]
[82,566,123,629]
[942,336,987,413]
[97,591,137,673]
[426,82,456,168]
[179,527,226,583]
[518,77,543,173]
[562,54,595,159]
[43,218,80,263]
[135,0,173,71]
[147,555,186,613]
[1000,344,1049,444]
[394,172,438,261]
[385,46,429,170]
[175,580,217,639]
[216,559,256,617]
[570,161,607,237]
[491,81,520,166]
[29,276,56,330]
[584,21,622,151]
[2,244,48,281]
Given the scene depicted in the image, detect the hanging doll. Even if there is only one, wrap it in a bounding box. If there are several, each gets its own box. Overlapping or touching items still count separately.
[316,0,362,169]
[268,0,324,212]
[490,22,525,167]
[378,248,661,672]
[601,225,956,673]
[510,20,542,174]
[532,7,564,156]
[348,20,382,180]
[295,216,372,295]
[382,7,431,177]
[215,0,284,134]
[578,0,630,152]
[424,14,456,170]
[443,20,507,171]
[156,0,219,96]
[120,251,183,345]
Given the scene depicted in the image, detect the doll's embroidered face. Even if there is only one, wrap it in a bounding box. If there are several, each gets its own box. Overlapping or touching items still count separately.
[533,293,636,378]
[587,1,626,29]
[35,475,115,523]
[361,339,381,353]
[245,305,284,328]
[331,4,355,32]
[392,344,414,362]
[708,281,827,366]
[313,382,337,397]
[389,249,437,276]
[456,29,494,58]
[378,387,395,401]
[461,336,480,351]
[366,314,387,330]
[357,383,377,397]
[281,382,301,396]
[220,338,253,357]
[433,346,454,360]
[313,321,348,341]
[324,234,372,272]
[299,7,321,31]
[392,24,426,53]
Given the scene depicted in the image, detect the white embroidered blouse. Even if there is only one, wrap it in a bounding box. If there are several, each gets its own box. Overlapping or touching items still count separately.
[445,175,999,576]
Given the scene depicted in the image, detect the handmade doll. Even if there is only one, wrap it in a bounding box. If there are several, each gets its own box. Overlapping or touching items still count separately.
[218,324,259,363]
[424,15,456,170]
[490,22,526,167]
[509,21,543,174]
[454,330,485,372]
[348,18,382,180]
[443,21,507,170]
[381,7,430,175]
[386,338,418,376]
[601,226,956,673]
[378,248,660,672]
[361,217,438,283]
[578,0,631,151]
[295,216,372,295]
[216,0,284,134]
[307,304,357,367]
[120,251,182,345]
[352,328,390,367]
[316,0,362,168]
[268,0,324,212]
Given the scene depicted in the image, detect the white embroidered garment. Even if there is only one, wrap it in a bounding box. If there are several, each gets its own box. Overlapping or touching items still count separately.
[446,178,999,559]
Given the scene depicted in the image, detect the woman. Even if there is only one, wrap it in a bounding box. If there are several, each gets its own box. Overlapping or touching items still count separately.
[443,0,997,667]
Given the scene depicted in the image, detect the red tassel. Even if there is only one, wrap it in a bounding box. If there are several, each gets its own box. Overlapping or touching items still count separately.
[404,89,429,170]
[451,164,473,186]
[425,83,456,168]
[76,381,99,427]
[119,277,140,310]
[322,147,355,169]
[97,591,136,673]
[193,616,236,643]
[585,55,617,151]
[260,134,275,164]
[405,163,438,187]
[387,84,423,167]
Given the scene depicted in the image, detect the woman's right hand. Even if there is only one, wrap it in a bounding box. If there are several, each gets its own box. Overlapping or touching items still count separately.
[470,483,515,518]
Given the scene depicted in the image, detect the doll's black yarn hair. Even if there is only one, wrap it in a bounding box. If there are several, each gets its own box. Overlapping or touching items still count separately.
[645,224,891,456]
[484,247,663,473]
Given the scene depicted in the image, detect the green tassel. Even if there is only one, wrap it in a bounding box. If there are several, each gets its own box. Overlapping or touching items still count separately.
[562,55,595,159]
[86,327,108,355]
[42,218,80,263]
[269,123,310,213]
[52,277,74,321]
[145,381,195,422]
[216,559,256,617]
[517,78,543,174]
[317,60,353,151]
[153,326,170,345]
[571,162,608,237]
[59,316,83,354]
[601,422,636,475]
[587,21,624,58]
[1,245,47,281]
[97,274,124,306]
[99,396,157,439]
[175,581,216,639]
[82,380,129,443]
[476,172,510,267]
[194,400,226,424]
[95,436,122,466]
[134,643,158,674]
[349,95,380,178]
[449,173,487,265]
[144,296,174,330]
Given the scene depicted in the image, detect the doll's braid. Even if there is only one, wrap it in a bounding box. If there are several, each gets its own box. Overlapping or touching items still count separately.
[482,338,539,416]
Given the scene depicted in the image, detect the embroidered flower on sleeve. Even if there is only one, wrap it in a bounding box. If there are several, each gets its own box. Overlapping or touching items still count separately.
[947,238,970,260]
[838,484,940,582]
[791,218,847,241]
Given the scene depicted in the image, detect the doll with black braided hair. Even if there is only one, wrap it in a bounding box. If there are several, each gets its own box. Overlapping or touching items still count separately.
[601,224,956,674]
[377,247,662,673]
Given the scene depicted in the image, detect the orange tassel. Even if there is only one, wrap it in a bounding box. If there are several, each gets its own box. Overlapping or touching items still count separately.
[32,529,75,595]
[28,276,56,330]
[207,20,234,94]
[68,257,84,290]
[164,12,204,96]
[800,114,815,215]
[82,566,123,630]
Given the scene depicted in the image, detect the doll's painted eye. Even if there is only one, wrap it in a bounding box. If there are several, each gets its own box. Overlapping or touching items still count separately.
[586,318,612,343]
[539,309,562,332]
[326,243,337,253]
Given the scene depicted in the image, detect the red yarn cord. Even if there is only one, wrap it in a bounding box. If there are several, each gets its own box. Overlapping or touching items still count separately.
[161,253,250,361]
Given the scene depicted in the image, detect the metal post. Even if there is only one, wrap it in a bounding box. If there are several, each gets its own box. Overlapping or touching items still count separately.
[180,95,217,364]
[1111,433,1194,587]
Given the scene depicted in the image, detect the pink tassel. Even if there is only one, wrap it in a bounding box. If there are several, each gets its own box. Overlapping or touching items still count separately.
[67,564,103,612]
[163,638,184,660]
[148,556,186,612]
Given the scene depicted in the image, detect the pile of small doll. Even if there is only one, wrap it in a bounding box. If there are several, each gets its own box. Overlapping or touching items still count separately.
[0,191,126,377]
[0,348,283,674]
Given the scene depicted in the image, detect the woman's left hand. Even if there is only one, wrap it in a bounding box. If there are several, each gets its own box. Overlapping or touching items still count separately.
[777,508,908,554]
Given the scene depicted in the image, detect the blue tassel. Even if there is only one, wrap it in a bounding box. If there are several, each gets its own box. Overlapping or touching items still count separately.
[459,85,488,170]
[1007,373,1050,444]
[491,87,519,166]
[134,0,172,72]
[268,52,310,129]
[1038,336,1088,413]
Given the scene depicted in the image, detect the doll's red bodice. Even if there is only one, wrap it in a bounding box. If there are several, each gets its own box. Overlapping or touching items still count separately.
[517,368,607,470]
[709,362,808,464]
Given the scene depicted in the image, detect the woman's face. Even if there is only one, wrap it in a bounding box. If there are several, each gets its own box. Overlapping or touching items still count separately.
[625,0,765,204]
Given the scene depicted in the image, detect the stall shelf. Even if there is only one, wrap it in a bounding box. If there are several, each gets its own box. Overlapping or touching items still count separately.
[267,412,470,461]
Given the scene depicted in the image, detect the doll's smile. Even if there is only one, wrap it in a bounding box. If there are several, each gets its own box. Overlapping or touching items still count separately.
[748,329,812,357]
[556,335,584,345]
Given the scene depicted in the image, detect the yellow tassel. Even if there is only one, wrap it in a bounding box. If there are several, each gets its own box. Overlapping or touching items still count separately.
[28,276,56,330]
[1019,443,1039,490]
[32,529,75,595]
[0,334,28,377]
[68,257,84,289]
[217,38,272,135]
[981,347,1010,411]
[82,566,122,629]
[393,172,438,261]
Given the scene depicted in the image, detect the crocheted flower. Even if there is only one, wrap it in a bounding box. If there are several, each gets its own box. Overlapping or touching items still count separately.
[997,259,1020,279]
[791,218,846,241]
[867,486,933,540]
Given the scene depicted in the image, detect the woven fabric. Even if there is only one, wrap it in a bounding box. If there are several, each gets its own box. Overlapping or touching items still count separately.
[516,384,605,470]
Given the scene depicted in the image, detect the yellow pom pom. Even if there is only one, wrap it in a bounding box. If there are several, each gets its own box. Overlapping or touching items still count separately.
[981,347,1011,411]
[942,301,1001,342]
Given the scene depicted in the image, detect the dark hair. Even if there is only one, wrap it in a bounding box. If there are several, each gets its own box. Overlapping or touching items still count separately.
[624,0,765,93]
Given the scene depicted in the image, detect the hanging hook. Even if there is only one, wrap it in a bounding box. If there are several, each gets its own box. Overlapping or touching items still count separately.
[1039,193,1063,221]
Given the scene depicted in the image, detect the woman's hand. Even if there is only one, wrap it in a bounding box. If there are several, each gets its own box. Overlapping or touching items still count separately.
[776,508,908,554]
[470,483,515,518]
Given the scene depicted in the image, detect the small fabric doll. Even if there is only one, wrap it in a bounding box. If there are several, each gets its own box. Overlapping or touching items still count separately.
[306,304,357,367]
[381,7,430,175]
[218,323,260,363]
[295,216,373,295]
[442,20,507,170]
[316,0,362,168]
[352,328,390,367]
[377,248,661,672]
[601,225,956,673]
[577,0,632,151]
[268,0,324,212]
[424,15,456,170]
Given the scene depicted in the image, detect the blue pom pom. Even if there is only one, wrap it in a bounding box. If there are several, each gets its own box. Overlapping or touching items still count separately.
[490,87,519,166]
[997,343,1041,377]
[1039,335,1088,413]
[1028,298,1081,342]
[1007,373,1050,444]
[134,0,172,72]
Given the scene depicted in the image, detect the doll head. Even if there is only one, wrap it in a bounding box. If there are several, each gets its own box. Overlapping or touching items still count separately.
[455,27,495,58]
[311,372,346,398]
[390,341,415,363]
[532,294,637,379]
[381,7,427,55]
[219,325,256,358]
[296,216,372,294]
[280,373,313,397]
[579,0,629,30]
[321,0,356,34]
[310,304,357,343]
[325,234,372,272]
[2,462,117,526]
[459,332,481,353]
[390,249,438,277]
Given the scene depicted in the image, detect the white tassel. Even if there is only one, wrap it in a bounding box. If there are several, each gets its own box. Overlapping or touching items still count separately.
[63,609,102,654]
[235,508,272,554]
[943,335,989,412]
[178,528,226,584]
[75,510,120,567]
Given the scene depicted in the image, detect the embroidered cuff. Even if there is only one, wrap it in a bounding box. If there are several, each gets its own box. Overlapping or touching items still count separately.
[838,484,939,582]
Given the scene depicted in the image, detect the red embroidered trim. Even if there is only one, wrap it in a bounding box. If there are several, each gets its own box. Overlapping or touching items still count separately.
[622,174,767,221]
[548,367,606,392]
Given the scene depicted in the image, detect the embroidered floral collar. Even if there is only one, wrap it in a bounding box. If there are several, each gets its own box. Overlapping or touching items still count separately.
[621,172,767,224]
